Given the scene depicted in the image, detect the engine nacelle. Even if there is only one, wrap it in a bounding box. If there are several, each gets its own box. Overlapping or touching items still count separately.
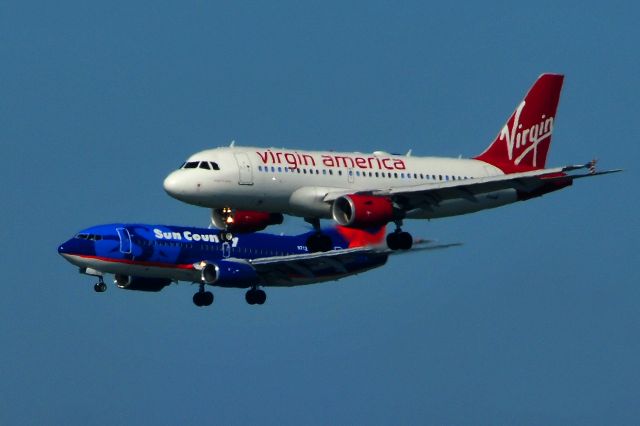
[211,208,283,233]
[201,260,259,288]
[115,274,171,292]
[331,194,394,228]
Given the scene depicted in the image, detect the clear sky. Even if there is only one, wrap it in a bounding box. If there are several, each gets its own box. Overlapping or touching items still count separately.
[2,1,639,424]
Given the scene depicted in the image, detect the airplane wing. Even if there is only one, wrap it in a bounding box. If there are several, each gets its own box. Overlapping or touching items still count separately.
[246,241,458,287]
[323,162,621,211]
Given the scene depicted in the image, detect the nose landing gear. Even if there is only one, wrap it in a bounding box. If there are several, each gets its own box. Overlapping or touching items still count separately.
[93,277,107,293]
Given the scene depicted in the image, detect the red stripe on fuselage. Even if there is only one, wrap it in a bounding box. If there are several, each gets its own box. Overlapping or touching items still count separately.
[74,254,195,270]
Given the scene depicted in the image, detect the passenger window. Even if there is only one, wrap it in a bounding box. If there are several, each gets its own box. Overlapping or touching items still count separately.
[329,170,333,175]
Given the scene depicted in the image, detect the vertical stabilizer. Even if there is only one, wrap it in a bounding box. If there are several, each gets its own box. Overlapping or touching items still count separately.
[475,74,564,173]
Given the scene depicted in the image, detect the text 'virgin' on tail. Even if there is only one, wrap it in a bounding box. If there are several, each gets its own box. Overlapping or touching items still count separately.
[475,73,564,173]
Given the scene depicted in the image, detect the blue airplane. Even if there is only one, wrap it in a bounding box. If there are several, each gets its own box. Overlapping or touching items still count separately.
[58,223,457,306]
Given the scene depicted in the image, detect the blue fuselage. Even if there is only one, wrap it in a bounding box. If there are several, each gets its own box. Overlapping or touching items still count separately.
[58,223,388,288]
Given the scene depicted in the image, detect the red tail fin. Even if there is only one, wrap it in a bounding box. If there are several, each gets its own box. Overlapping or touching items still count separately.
[475,74,564,173]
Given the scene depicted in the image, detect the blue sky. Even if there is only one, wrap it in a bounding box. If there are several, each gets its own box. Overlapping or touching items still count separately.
[1,1,639,424]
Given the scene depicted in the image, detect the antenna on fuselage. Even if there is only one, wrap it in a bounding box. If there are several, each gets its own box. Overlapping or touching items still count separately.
[229,140,236,147]
[406,149,412,157]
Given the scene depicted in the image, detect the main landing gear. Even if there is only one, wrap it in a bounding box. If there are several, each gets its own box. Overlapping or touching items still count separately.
[93,277,107,293]
[386,221,413,251]
[305,218,333,253]
[245,287,267,305]
[193,283,214,307]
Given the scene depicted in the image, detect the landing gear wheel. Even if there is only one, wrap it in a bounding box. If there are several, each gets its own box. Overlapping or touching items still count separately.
[94,282,107,293]
[245,288,267,305]
[245,289,256,305]
[255,289,267,305]
[193,290,214,307]
[387,231,413,250]
[193,292,204,307]
[306,233,333,253]
[203,291,214,306]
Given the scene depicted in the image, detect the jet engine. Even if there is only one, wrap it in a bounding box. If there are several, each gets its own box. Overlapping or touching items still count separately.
[331,194,394,228]
[200,260,259,288]
[114,275,172,292]
[211,208,284,233]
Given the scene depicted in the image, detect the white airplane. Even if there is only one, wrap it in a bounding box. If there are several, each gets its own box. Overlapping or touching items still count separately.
[163,74,620,252]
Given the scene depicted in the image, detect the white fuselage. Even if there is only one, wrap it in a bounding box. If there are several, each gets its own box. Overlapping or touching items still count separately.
[163,146,515,220]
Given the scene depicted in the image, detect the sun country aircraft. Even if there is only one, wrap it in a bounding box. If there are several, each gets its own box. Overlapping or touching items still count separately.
[163,74,620,252]
[58,223,457,306]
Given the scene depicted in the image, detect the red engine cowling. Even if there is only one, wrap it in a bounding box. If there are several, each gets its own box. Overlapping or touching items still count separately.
[211,208,284,233]
[331,194,394,228]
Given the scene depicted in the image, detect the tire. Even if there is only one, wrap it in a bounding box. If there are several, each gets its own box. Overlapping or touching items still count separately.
[245,289,256,305]
[256,289,267,305]
[386,232,399,250]
[193,292,203,307]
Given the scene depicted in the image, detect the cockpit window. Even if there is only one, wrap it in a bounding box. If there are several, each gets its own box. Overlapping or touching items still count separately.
[75,233,102,240]
[181,161,220,171]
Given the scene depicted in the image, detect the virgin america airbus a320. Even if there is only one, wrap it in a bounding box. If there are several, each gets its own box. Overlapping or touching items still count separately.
[163,74,620,252]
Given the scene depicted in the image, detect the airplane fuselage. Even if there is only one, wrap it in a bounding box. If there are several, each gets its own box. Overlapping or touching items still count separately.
[163,146,514,220]
[58,223,388,288]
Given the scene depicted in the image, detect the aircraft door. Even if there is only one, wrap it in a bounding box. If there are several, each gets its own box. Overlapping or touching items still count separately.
[222,242,231,258]
[116,227,132,254]
[234,153,253,185]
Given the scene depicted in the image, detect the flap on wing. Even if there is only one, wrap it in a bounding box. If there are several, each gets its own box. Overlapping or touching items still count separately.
[249,247,385,285]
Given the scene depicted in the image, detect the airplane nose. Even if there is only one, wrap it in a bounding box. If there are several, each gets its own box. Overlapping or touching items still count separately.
[163,172,182,198]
